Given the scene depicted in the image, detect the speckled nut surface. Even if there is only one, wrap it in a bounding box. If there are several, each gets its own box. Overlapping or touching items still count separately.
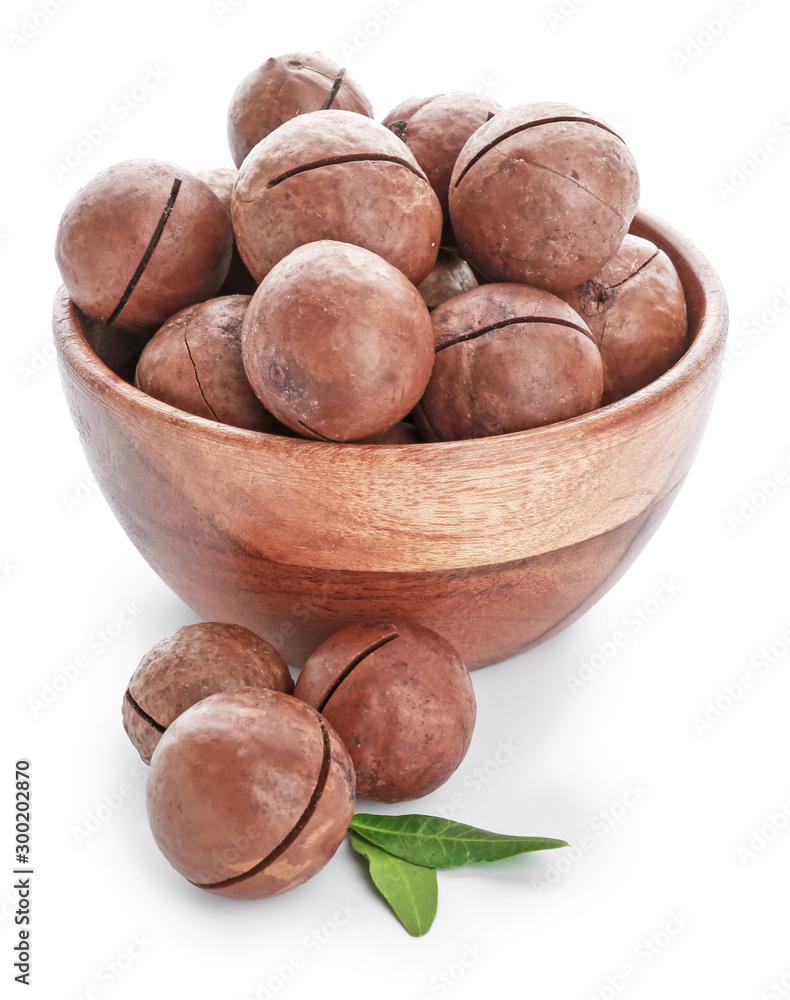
[559,234,689,404]
[449,102,640,291]
[55,159,233,334]
[227,51,374,168]
[123,622,293,764]
[134,295,281,432]
[241,241,435,442]
[383,91,502,218]
[293,620,476,802]
[417,249,479,310]
[416,283,603,440]
[146,688,355,898]
[231,109,442,285]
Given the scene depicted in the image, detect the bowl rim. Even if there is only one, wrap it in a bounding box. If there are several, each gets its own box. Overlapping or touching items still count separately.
[53,206,728,458]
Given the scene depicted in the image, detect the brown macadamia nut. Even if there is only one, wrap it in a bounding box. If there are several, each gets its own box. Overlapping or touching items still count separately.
[383,91,502,218]
[195,166,258,296]
[241,241,435,442]
[558,235,689,404]
[293,620,476,802]
[134,295,281,432]
[417,249,479,310]
[146,688,355,898]
[449,102,640,291]
[415,283,603,440]
[123,622,293,764]
[55,159,233,334]
[231,109,442,286]
[227,52,374,168]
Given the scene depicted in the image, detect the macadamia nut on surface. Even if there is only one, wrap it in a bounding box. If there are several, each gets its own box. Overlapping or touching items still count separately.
[146,688,355,899]
[293,620,476,802]
[123,622,293,764]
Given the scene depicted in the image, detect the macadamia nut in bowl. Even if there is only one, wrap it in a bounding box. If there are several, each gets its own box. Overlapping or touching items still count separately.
[53,209,727,670]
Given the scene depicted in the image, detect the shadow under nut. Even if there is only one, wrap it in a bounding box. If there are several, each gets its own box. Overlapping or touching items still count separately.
[146,689,355,898]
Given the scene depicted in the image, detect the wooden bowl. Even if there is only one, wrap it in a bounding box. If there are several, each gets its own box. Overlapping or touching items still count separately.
[53,210,727,669]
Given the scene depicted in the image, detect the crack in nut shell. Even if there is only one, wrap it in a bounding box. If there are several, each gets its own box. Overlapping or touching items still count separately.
[293,620,476,802]
[146,688,355,898]
[231,111,443,286]
[122,622,294,764]
[448,102,640,291]
[227,52,374,168]
[418,283,603,440]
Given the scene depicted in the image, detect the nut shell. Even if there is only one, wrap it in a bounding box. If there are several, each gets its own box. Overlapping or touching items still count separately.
[232,110,442,285]
[559,235,689,403]
[134,295,280,432]
[416,283,603,440]
[449,102,640,291]
[294,620,476,802]
[384,91,502,217]
[123,622,293,764]
[227,52,374,168]
[55,159,233,334]
[146,688,355,898]
[241,241,435,442]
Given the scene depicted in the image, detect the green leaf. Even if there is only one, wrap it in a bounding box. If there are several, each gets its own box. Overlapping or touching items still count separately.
[350,813,568,869]
[350,831,438,937]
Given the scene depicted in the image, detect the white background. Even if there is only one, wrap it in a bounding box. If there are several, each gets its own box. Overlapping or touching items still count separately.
[3,0,789,997]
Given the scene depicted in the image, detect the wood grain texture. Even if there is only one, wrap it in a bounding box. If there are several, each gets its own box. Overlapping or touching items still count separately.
[53,209,728,669]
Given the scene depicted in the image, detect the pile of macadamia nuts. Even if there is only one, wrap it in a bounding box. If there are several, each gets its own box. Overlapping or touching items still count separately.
[56,50,692,901]
[55,50,690,446]
[124,619,476,899]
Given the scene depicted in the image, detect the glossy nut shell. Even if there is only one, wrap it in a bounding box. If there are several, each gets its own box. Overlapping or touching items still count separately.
[146,688,355,898]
